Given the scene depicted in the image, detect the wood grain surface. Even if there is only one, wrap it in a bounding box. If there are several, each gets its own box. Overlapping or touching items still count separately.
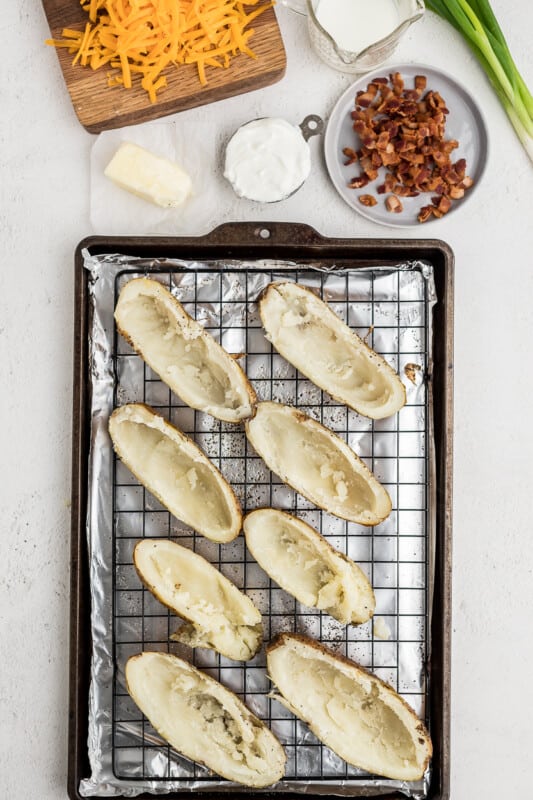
[42,0,287,133]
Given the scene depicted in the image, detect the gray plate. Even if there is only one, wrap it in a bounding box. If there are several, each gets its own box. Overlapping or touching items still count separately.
[324,63,489,228]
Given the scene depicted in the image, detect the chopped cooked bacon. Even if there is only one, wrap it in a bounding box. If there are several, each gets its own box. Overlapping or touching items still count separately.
[344,72,474,221]
[432,195,452,214]
[348,175,369,189]
[356,84,379,107]
[358,194,378,207]
[418,205,433,223]
[386,195,403,213]
[343,147,358,165]
[448,185,465,199]
[391,71,404,95]
[393,184,420,198]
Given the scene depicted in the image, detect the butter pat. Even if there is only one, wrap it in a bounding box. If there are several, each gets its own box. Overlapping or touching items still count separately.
[104,141,192,208]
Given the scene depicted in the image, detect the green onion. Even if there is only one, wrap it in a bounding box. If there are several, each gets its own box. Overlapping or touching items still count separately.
[425,0,533,162]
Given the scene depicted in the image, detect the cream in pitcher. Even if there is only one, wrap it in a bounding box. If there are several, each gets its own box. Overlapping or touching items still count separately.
[282,0,424,72]
[315,0,400,53]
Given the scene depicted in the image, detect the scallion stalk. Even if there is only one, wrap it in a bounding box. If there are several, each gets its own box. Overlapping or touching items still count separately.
[425,0,533,163]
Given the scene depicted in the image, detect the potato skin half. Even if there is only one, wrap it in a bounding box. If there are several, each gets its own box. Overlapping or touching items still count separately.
[245,402,392,526]
[266,632,432,781]
[259,282,406,420]
[125,651,286,787]
[115,277,257,423]
[109,403,242,542]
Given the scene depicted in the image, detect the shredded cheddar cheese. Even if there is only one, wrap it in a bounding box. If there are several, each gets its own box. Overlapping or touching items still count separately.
[46,0,274,102]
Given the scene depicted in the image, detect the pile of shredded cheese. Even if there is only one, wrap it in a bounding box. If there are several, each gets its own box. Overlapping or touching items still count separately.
[46,0,273,102]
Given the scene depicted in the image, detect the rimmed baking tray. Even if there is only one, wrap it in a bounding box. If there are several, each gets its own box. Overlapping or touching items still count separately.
[69,222,453,800]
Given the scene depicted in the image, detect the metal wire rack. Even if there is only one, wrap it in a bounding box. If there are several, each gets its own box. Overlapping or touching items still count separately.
[110,263,430,785]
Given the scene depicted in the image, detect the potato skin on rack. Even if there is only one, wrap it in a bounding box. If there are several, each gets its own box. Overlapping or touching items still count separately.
[108,403,242,542]
[134,539,262,661]
[267,633,432,781]
[126,651,286,787]
[115,277,256,423]
[243,508,375,624]
[245,401,391,525]
[259,281,405,419]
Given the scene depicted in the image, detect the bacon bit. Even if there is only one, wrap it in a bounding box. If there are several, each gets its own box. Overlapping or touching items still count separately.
[432,195,452,214]
[348,175,369,189]
[384,172,395,191]
[455,158,467,177]
[343,147,359,165]
[356,85,379,107]
[380,150,401,167]
[393,184,420,198]
[386,196,403,213]
[344,72,474,221]
[448,185,465,199]
[391,71,404,95]
[418,205,433,223]
[359,194,378,207]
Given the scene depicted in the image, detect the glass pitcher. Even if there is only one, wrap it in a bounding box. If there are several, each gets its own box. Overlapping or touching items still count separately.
[282,0,425,73]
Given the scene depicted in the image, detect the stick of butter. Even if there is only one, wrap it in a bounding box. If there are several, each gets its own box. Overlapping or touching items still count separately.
[104,141,192,208]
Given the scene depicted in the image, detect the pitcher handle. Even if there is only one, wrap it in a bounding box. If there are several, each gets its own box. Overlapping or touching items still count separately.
[279,0,308,15]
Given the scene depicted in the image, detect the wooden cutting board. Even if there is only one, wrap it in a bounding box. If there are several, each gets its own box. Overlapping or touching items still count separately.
[42,1,287,133]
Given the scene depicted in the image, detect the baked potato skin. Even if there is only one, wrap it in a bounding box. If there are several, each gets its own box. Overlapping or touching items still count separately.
[133,539,263,661]
[245,402,392,526]
[125,651,286,787]
[115,277,257,423]
[266,632,432,781]
[109,403,242,542]
[259,282,406,420]
[243,508,375,624]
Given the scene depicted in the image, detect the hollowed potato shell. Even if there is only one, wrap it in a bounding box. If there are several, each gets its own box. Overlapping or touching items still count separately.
[126,651,286,787]
[245,402,391,525]
[115,277,256,423]
[267,633,432,781]
[134,539,262,661]
[243,509,375,624]
[109,403,242,542]
[259,282,406,420]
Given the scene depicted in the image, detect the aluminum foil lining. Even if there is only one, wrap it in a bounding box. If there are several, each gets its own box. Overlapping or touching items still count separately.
[79,251,437,798]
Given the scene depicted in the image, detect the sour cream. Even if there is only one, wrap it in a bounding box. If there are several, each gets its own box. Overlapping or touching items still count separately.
[315,0,400,53]
[224,118,311,203]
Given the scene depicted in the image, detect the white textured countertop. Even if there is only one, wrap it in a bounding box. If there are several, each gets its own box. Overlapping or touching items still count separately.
[1,2,532,798]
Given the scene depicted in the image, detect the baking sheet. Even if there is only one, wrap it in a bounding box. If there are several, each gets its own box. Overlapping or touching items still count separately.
[79,251,436,798]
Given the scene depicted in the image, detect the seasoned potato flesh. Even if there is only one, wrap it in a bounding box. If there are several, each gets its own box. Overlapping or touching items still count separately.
[267,634,432,781]
[126,652,286,787]
[244,510,375,624]
[109,404,241,542]
[135,540,262,661]
[260,282,406,419]
[245,403,391,525]
[115,278,255,422]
